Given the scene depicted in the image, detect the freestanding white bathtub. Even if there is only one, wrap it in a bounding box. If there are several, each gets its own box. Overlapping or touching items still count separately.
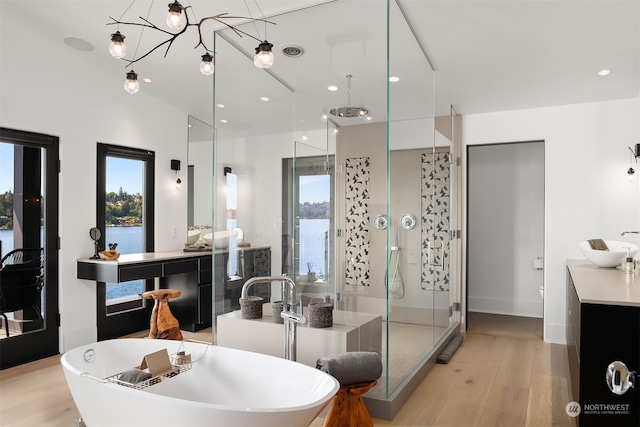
[61,338,339,427]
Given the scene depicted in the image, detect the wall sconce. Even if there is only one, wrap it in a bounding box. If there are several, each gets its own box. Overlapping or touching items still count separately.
[627,144,639,181]
[171,159,182,188]
[224,166,232,176]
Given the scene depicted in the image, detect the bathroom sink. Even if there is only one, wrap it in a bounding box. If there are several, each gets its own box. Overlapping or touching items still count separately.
[203,230,238,249]
[187,229,200,245]
[579,240,639,268]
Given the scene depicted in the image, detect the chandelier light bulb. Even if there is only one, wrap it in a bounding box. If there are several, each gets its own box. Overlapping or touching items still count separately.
[166,1,185,30]
[109,31,127,58]
[200,53,214,75]
[254,41,274,69]
[124,70,140,94]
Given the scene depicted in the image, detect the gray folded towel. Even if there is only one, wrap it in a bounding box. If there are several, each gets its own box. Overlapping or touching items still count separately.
[316,351,382,386]
[588,239,609,251]
[118,369,152,384]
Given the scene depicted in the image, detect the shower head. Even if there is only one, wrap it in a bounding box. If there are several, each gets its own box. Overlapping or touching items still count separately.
[329,106,368,118]
[329,74,368,118]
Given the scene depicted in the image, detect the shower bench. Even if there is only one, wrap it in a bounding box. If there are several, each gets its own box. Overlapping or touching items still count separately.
[217,307,382,368]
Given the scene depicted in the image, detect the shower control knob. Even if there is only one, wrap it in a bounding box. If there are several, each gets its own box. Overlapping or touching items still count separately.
[606,360,637,395]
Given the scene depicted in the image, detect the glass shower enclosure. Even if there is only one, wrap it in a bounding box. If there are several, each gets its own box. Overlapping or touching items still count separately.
[210,0,461,418]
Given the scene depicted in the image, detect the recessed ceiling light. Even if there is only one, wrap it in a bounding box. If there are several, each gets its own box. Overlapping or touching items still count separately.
[220,119,228,123]
[216,103,225,108]
[365,116,373,122]
[389,76,400,82]
[328,86,338,92]
[598,69,611,76]
[259,96,270,102]
[302,136,308,141]
[63,37,94,52]
[142,77,152,83]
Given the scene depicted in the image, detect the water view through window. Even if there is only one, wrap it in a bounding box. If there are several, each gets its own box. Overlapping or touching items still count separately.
[105,157,144,302]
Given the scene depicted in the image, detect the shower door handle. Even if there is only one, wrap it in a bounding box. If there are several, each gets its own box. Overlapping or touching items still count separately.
[427,241,444,269]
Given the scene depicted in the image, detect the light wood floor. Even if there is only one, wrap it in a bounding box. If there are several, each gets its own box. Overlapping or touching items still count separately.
[0,313,575,426]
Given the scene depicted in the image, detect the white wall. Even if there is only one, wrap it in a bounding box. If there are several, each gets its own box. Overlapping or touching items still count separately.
[1,15,188,351]
[463,97,640,344]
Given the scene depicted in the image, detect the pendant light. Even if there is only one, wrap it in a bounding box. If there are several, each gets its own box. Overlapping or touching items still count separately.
[166,1,185,30]
[124,70,140,94]
[254,41,274,69]
[109,31,126,58]
[200,53,214,75]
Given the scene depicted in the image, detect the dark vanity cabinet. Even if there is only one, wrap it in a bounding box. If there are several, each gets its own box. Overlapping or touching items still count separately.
[566,261,640,427]
[165,256,212,332]
[215,247,272,315]
[170,247,272,330]
[78,247,271,334]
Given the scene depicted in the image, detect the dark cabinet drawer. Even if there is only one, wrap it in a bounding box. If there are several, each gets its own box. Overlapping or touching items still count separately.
[163,259,198,276]
[199,256,212,271]
[119,263,162,282]
[199,269,212,285]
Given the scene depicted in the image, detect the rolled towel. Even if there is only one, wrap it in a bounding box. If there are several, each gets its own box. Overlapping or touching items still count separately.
[587,239,609,251]
[118,368,152,384]
[316,351,382,386]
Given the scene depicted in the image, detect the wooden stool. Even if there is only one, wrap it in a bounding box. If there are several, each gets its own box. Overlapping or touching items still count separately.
[322,381,377,427]
[141,289,183,341]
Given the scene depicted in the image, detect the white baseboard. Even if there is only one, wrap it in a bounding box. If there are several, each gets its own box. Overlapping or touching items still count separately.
[468,296,543,318]
[543,322,567,344]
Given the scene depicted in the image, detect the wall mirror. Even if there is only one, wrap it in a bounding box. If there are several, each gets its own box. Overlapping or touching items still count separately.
[187,115,214,233]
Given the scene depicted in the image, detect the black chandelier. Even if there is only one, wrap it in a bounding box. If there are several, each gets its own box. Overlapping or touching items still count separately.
[108,0,275,94]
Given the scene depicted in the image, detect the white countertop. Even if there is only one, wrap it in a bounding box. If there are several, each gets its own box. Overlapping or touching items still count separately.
[567,259,640,307]
[77,250,208,265]
[77,245,270,265]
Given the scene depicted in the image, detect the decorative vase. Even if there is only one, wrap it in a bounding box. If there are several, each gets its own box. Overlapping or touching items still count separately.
[271,300,291,324]
[307,272,317,282]
[308,302,333,328]
[240,296,264,319]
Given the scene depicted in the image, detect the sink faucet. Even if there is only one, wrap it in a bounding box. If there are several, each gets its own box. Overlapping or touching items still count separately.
[621,231,640,236]
[240,276,306,361]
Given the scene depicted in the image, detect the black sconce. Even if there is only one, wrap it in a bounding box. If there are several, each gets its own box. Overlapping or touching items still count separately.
[627,144,639,181]
[171,159,182,188]
[224,166,232,176]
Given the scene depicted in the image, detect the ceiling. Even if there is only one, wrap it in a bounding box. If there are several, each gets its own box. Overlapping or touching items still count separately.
[3,0,639,138]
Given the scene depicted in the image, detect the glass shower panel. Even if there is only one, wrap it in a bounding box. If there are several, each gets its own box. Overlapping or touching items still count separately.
[211,31,295,333]
[385,0,438,396]
[291,131,336,314]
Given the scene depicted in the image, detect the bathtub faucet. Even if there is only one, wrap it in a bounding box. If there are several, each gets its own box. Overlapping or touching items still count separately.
[621,231,640,236]
[240,276,306,362]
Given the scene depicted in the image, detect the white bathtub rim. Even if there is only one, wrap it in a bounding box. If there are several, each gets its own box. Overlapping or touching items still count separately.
[61,339,340,414]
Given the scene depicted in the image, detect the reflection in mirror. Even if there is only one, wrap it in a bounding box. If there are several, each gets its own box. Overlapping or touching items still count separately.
[187,115,214,243]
